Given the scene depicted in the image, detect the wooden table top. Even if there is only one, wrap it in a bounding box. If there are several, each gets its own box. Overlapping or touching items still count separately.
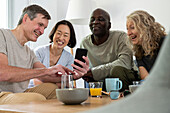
[0,96,119,113]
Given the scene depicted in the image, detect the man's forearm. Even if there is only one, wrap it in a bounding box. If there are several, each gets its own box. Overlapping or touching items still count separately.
[38,75,61,83]
[0,65,48,82]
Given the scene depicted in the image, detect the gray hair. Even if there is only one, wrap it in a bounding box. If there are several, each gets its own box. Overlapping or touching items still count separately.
[17,4,51,25]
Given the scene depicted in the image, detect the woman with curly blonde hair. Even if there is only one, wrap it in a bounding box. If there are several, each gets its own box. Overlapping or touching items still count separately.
[126,10,166,79]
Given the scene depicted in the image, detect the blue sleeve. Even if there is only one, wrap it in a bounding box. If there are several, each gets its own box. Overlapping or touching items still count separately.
[58,49,74,70]
[65,54,74,70]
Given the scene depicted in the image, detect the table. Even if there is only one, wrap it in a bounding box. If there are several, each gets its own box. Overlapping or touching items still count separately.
[0,96,119,113]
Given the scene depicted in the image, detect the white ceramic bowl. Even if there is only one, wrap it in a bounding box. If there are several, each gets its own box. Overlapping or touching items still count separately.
[56,88,89,105]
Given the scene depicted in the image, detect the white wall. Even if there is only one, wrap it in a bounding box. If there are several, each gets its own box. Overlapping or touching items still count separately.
[0,0,8,28]
[96,0,170,32]
[8,0,29,28]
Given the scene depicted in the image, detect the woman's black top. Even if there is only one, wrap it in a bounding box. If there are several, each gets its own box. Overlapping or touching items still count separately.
[136,37,165,72]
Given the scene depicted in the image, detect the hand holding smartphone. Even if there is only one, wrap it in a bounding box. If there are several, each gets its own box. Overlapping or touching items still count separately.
[74,48,88,68]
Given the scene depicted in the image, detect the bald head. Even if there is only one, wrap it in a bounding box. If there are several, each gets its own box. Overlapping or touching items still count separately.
[92,8,110,22]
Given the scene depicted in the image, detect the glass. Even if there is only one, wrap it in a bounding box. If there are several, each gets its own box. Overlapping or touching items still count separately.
[129,81,142,93]
[89,82,103,97]
[61,74,73,89]
[133,81,141,85]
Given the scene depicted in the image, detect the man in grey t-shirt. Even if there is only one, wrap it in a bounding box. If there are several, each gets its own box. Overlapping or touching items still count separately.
[0,4,89,105]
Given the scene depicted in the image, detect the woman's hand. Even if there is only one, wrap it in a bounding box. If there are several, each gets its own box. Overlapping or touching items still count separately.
[71,56,89,80]
[139,66,149,79]
[38,64,75,83]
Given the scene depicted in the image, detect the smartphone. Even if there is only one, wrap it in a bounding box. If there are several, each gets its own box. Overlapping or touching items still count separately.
[74,48,88,68]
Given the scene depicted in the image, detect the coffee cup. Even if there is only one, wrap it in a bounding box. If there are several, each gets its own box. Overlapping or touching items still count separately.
[105,78,122,99]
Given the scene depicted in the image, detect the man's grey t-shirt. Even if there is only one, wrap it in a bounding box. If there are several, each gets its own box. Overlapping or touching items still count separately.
[0,29,39,93]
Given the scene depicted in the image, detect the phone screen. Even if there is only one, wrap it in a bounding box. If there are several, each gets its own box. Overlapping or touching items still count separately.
[74,48,88,68]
